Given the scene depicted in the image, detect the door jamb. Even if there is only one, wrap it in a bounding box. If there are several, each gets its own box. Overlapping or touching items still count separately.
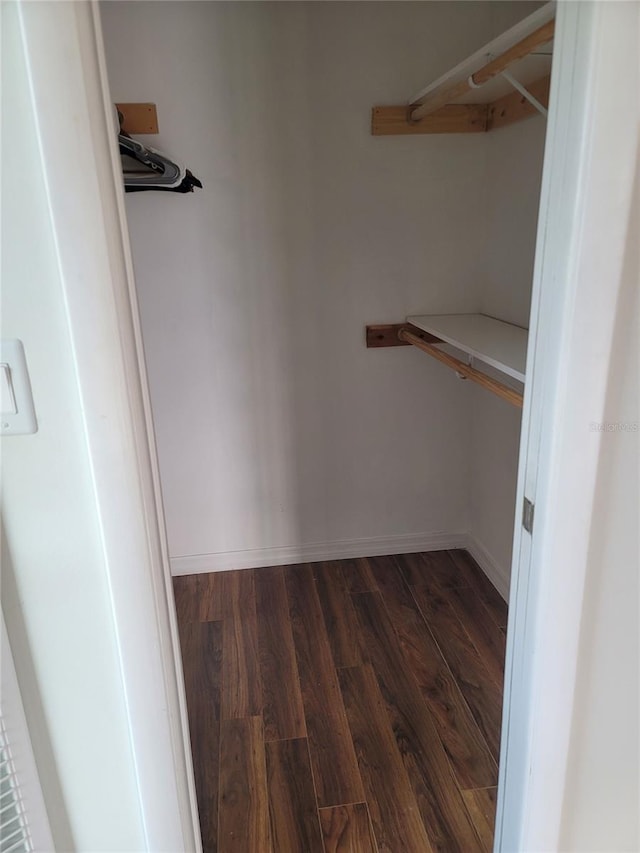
[17,1,201,848]
[497,2,639,849]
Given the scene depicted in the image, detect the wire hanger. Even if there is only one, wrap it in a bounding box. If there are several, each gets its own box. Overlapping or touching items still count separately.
[116,109,202,194]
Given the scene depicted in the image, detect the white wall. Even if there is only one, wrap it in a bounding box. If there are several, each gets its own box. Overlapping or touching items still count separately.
[100,1,542,577]
[1,3,145,848]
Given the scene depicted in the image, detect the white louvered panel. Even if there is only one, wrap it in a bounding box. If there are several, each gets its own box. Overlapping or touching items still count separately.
[0,619,53,852]
[0,719,30,853]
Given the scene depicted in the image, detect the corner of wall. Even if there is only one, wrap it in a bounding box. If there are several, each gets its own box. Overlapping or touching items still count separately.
[464,532,511,602]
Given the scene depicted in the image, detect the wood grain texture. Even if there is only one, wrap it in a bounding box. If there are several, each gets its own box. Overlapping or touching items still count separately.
[367,556,497,790]
[410,586,503,761]
[313,561,367,668]
[173,572,222,623]
[372,104,488,135]
[177,552,507,852]
[265,738,324,853]
[255,567,306,741]
[448,550,508,629]
[449,585,507,690]
[462,788,498,853]
[473,20,554,86]
[285,565,364,808]
[398,551,467,592]
[179,621,222,852]
[218,717,271,853]
[319,804,378,853]
[220,571,263,719]
[340,558,378,594]
[352,591,483,852]
[338,665,434,852]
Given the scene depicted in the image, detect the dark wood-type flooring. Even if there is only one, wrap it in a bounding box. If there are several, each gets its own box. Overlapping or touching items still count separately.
[174,549,507,852]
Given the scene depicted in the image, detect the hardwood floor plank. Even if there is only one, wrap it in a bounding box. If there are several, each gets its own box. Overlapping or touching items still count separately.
[351,592,483,852]
[220,571,263,719]
[173,573,223,623]
[319,803,378,853]
[449,584,506,690]
[255,567,306,741]
[313,561,367,667]
[367,556,497,790]
[462,788,497,853]
[448,550,508,630]
[173,575,196,625]
[180,620,223,721]
[397,551,468,593]
[218,717,271,853]
[179,621,222,852]
[340,557,379,593]
[264,738,324,853]
[177,557,506,853]
[338,665,434,853]
[285,565,364,808]
[410,586,503,761]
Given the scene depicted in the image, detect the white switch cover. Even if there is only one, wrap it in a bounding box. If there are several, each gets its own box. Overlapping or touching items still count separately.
[0,341,38,435]
[1,365,17,414]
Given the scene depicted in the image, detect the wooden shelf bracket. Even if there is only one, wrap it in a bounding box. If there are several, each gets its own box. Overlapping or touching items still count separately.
[407,19,554,123]
[366,322,524,408]
[398,328,523,408]
[371,3,554,136]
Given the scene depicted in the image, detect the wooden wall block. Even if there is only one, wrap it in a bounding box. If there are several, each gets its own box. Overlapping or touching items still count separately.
[366,325,410,348]
[366,324,440,348]
[371,104,488,136]
[116,103,158,134]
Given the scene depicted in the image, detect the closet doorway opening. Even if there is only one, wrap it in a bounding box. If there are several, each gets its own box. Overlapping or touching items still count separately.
[99,2,553,850]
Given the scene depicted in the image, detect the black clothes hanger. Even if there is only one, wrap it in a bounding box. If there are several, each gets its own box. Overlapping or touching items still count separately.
[117,111,202,194]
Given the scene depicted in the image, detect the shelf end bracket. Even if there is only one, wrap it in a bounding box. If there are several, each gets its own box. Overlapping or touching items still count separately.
[500,70,549,117]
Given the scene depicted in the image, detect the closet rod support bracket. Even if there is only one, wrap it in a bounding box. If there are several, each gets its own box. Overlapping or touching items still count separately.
[500,70,549,117]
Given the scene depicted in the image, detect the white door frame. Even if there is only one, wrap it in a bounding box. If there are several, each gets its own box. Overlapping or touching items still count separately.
[17,0,638,848]
[497,2,639,850]
[17,1,200,849]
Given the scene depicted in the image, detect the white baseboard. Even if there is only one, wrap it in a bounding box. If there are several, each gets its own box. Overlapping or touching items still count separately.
[170,530,467,576]
[464,534,511,602]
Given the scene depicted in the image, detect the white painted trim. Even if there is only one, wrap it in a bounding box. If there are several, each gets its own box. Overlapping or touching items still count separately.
[171,531,467,575]
[464,535,510,602]
[496,3,640,851]
[17,2,199,850]
[88,6,202,848]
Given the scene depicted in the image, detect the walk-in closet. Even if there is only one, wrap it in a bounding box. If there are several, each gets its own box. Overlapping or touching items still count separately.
[101,2,552,849]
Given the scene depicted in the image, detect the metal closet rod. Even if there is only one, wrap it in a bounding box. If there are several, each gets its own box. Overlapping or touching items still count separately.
[409,18,555,123]
[398,328,524,409]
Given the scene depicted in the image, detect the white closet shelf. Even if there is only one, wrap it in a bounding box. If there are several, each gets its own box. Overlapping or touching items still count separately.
[406,313,527,383]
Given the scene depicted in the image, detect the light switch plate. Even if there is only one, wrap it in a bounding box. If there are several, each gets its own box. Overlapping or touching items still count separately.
[0,340,38,435]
